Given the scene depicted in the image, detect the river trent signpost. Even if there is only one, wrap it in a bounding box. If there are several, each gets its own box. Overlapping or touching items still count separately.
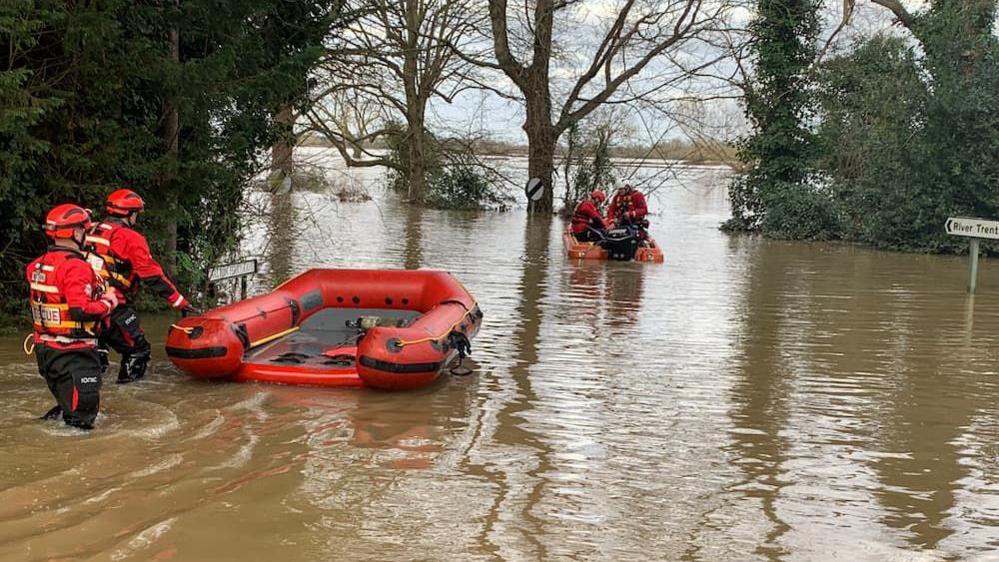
[945,217,999,293]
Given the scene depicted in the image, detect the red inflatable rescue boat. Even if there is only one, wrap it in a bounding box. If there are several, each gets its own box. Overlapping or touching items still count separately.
[563,225,665,263]
[165,269,482,390]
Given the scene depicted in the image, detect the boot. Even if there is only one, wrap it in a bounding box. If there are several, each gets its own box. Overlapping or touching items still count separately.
[116,350,150,384]
[39,405,62,420]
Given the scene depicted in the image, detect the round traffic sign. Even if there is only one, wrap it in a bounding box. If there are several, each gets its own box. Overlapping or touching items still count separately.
[525,177,544,201]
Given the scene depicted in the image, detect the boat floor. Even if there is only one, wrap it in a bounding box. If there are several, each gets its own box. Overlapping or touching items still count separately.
[244,308,421,370]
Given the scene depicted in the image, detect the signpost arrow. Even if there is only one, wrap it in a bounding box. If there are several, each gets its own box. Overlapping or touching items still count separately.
[945,217,999,294]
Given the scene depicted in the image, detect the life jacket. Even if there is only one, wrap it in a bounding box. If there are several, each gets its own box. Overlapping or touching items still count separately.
[611,192,634,216]
[27,250,99,345]
[85,221,134,291]
[571,200,603,234]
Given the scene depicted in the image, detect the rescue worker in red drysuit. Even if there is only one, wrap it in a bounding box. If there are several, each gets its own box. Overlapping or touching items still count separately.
[27,204,119,429]
[86,189,197,384]
[607,184,649,227]
[571,190,608,242]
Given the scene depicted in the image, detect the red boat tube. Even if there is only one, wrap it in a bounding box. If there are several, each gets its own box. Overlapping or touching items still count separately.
[165,269,482,390]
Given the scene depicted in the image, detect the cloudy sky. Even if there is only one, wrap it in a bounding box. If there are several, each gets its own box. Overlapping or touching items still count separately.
[424,0,917,145]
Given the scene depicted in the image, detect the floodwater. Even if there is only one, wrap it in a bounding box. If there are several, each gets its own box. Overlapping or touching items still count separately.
[3,152,999,561]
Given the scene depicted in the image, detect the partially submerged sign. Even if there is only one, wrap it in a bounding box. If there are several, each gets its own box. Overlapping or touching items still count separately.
[209,259,257,283]
[945,217,996,294]
[945,217,999,240]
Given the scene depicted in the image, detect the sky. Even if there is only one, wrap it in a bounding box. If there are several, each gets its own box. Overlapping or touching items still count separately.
[422,0,920,146]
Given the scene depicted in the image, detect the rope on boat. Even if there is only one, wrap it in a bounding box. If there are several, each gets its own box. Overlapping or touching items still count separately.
[22,333,35,356]
[249,326,300,349]
[394,302,477,348]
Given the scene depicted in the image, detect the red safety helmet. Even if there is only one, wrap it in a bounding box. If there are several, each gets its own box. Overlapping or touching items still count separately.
[44,204,92,239]
[106,188,145,216]
[590,190,607,203]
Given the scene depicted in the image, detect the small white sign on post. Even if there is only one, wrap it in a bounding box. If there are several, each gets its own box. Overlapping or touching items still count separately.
[209,259,258,282]
[945,217,999,240]
[208,259,257,301]
[945,217,997,294]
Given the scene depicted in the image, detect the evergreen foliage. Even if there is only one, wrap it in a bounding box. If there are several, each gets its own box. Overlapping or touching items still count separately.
[724,0,826,237]
[730,0,999,253]
[0,0,342,320]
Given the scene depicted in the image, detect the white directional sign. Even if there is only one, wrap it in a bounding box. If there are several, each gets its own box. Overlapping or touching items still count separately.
[209,259,257,282]
[945,217,999,239]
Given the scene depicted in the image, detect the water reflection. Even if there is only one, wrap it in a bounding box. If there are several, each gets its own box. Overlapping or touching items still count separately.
[725,237,792,559]
[402,203,423,270]
[475,212,556,559]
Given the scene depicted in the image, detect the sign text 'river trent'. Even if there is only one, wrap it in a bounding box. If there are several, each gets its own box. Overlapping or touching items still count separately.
[945,217,999,240]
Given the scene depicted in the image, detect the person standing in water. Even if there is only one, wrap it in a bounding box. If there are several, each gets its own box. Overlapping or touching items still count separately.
[86,189,197,384]
[27,204,118,429]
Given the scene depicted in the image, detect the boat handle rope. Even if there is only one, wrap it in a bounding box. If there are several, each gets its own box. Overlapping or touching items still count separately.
[170,324,195,334]
[22,333,35,356]
[393,302,478,348]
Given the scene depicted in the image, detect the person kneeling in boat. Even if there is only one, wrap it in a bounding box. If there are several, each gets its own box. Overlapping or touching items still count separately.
[28,204,119,430]
[571,190,608,242]
[607,184,650,241]
[86,188,198,384]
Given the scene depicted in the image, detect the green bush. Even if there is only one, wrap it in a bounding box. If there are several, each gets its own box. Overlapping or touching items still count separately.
[425,154,513,211]
[814,30,999,252]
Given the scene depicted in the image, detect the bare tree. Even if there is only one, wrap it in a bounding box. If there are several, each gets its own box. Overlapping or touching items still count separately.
[471,0,740,212]
[305,0,476,203]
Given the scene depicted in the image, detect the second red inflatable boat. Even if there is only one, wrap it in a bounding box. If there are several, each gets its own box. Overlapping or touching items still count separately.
[165,269,482,390]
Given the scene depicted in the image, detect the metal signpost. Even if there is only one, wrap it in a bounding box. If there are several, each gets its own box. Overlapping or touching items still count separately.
[208,259,258,301]
[945,217,999,293]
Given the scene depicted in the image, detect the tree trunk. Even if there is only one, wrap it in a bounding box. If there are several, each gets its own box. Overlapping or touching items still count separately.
[161,17,180,276]
[406,120,426,203]
[524,95,556,213]
[402,0,426,205]
[271,103,295,178]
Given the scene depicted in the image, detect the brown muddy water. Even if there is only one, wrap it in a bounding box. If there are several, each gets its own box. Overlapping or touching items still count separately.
[3,155,999,561]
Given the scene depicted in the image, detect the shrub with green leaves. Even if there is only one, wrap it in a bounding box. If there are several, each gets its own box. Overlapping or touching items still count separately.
[425,153,513,211]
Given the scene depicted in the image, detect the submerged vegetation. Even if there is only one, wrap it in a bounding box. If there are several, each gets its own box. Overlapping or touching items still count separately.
[727,0,999,253]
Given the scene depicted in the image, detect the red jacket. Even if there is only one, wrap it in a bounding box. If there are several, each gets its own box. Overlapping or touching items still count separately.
[27,248,114,349]
[86,220,188,309]
[571,200,606,234]
[607,190,648,223]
